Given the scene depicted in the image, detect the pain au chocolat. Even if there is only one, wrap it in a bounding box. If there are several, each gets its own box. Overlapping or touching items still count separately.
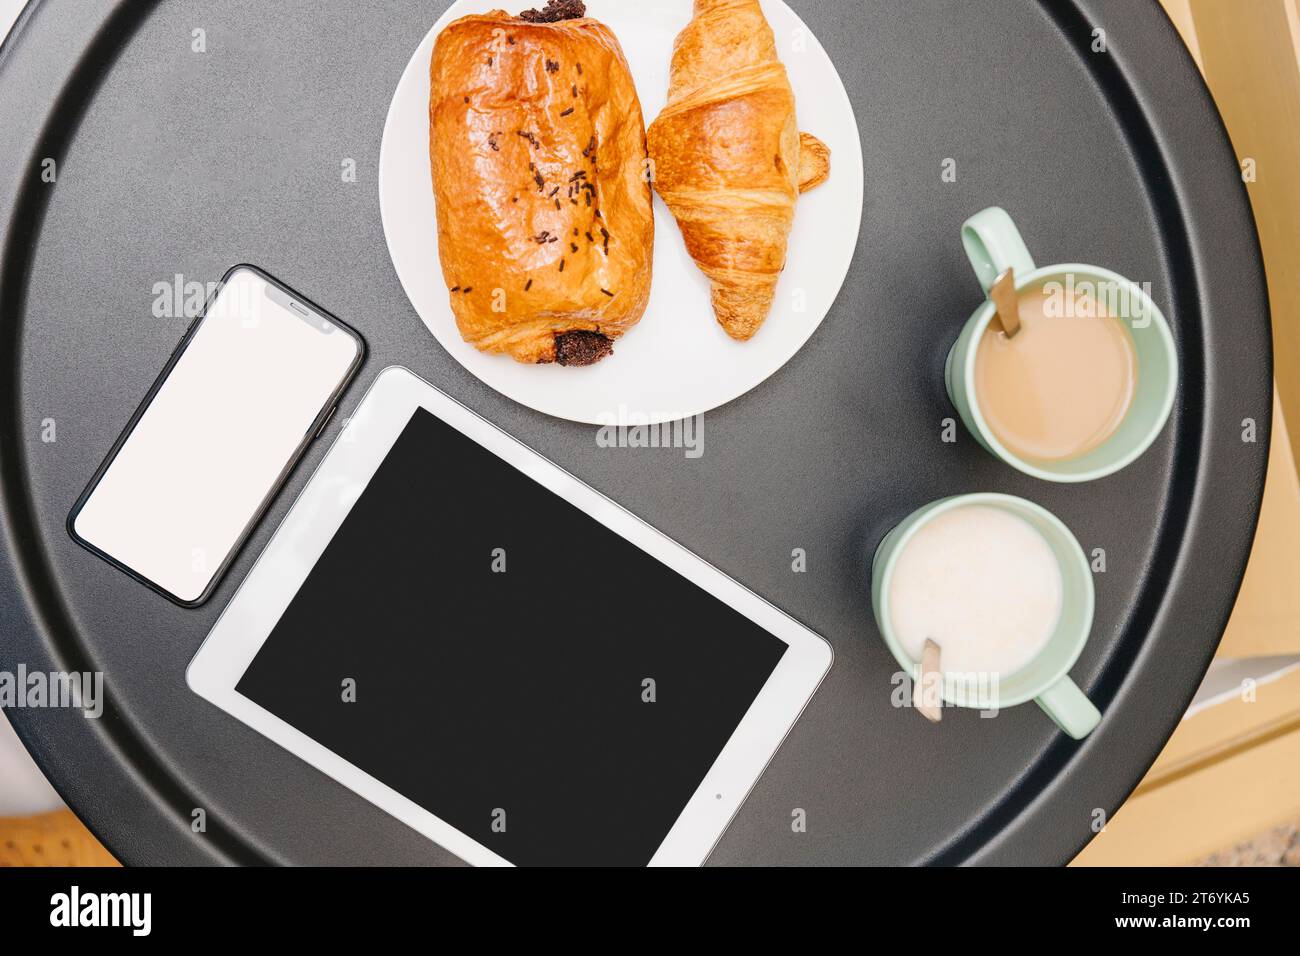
[429,1,654,367]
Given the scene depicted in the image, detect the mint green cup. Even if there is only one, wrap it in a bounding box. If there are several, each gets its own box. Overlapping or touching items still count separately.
[871,493,1102,739]
[946,207,1179,482]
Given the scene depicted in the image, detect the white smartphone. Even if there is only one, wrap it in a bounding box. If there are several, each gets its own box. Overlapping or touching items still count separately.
[69,265,365,606]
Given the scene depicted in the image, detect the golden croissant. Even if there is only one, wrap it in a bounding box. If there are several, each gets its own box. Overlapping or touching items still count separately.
[647,0,831,342]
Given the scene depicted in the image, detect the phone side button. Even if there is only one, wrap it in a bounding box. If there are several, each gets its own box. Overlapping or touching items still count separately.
[313,406,337,440]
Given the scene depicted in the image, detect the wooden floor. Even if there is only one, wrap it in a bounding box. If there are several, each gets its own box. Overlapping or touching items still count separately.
[0,810,118,867]
[0,805,1295,867]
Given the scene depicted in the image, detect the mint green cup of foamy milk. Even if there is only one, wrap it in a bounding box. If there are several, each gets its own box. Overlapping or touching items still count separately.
[871,493,1101,739]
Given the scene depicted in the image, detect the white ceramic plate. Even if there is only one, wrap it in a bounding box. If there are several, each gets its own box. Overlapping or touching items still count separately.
[378,0,864,424]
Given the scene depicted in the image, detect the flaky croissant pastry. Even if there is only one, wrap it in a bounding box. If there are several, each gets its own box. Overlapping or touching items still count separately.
[430,2,654,366]
[647,0,830,342]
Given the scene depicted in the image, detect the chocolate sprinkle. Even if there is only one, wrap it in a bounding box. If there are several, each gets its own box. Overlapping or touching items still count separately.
[525,279,534,291]
[560,107,574,117]
[600,288,614,297]
[554,329,613,367]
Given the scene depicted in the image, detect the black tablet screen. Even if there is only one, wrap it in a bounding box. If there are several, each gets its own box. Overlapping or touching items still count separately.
[236,407,788,866]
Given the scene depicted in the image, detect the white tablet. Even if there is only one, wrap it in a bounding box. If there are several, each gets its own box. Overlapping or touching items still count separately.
[187,367,833,866]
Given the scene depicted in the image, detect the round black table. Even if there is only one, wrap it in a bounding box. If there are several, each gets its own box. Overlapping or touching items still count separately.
[0,0,1271,865]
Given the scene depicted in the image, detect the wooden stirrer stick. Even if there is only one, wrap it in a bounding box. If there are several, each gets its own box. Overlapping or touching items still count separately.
[914,638,943,723]
[990,267,1022,338]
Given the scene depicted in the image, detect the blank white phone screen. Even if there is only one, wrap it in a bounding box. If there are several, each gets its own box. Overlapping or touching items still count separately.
[73,268,361,603]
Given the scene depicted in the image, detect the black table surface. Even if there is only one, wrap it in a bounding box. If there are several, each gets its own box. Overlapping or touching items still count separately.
[0,0,1271,865]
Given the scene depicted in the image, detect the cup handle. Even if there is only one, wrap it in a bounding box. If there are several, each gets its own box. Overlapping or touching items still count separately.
[961,207,1038,294]
[1034,677,1101,740]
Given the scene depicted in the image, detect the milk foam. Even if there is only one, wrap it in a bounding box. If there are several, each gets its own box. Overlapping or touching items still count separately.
[889,505,1063,678]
